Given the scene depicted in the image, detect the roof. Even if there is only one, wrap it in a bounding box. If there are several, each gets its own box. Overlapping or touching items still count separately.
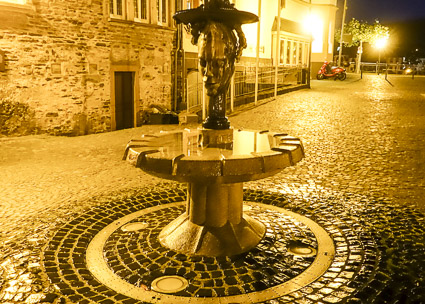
[272,17,306,36]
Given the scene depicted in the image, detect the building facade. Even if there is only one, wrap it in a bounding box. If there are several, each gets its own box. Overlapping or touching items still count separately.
[0,0,337,136]
[178,0,338,113]
[238,0,337,75]
[0,0,176,135]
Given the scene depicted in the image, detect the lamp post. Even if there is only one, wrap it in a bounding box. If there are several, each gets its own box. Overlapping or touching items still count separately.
[338,0,347,67]
[375,37,388,75]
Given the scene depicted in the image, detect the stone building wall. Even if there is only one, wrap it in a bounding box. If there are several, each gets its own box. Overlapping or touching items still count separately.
[0,0,175,135]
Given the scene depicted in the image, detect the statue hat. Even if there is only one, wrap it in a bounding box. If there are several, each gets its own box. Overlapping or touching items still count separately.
[173,0,258,26]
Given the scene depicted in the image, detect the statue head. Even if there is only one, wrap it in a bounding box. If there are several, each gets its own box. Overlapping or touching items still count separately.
[173,0,258,129]
[198,21,237,96]
[173,0,257,97]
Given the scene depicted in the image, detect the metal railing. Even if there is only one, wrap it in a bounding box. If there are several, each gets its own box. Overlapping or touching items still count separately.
[186,65,308,113]
[186,75,203,112]
[360,62,424,77]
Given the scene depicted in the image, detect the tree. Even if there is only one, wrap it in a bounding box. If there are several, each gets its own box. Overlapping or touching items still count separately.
[336,18,389,73]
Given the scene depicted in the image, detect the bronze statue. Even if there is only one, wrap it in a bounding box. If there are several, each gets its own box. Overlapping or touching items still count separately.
[123,2,306,257]
[174,0,258,129]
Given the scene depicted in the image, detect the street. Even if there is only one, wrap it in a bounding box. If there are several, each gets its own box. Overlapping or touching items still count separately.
[231,74,425,212]
[1,73,425,303]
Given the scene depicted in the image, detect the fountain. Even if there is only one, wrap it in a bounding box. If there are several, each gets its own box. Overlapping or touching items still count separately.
[39,4,422,301]
[124,0,304,257]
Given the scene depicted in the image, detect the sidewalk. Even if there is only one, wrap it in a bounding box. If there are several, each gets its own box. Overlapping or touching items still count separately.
[0,124,188,237]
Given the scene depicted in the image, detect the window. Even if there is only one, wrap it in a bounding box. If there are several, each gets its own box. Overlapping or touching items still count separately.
[109,0,152,23]
[186,0,200,9]
[298,42,302,65]
[278,38,309,66]
[286,41,291,65]
[291,41,298,65]
[280,40,285,64]
[110,0,124,19]
[157,0,167,25]
[134,0,148,22]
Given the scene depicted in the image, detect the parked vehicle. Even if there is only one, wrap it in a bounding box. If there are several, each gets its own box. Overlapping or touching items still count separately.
[403,65,416,75]
[317,61,346,80]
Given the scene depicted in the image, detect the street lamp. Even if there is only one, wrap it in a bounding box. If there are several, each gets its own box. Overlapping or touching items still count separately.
[338,0,347,67]
[375,37,388,74]
[303,13,324,53]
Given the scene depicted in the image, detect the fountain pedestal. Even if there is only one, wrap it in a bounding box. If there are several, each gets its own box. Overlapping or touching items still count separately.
[124,128,304,256]
[159,182,265,256]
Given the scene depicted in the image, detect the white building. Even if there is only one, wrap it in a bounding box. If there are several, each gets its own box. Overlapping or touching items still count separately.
[179,0,338,112]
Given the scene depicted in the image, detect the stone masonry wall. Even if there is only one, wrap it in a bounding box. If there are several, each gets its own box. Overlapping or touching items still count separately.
[0,0,175,135]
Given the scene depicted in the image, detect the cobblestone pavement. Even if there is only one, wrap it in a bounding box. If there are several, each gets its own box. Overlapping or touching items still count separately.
[232,74,425,212]
[1,74,425,303]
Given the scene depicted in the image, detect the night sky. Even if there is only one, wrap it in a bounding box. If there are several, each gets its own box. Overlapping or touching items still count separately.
[342,0,425,23]
[336,0,425,59]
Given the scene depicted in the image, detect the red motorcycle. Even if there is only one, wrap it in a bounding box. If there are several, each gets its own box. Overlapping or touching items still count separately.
[317,61,346,80]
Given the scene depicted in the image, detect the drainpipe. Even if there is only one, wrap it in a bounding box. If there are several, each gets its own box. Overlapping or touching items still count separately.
[254,0,261,105]
[173,1,183,112]
[274,0,281,98]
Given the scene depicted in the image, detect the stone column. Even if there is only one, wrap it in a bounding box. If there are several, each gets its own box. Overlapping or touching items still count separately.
[188,182,243,227]
[159,181,265,256]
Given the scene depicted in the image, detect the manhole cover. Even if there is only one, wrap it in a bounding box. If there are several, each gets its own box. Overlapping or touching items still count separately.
[121,222,149,232]
[287,240,317,257]
[151,276,188,294]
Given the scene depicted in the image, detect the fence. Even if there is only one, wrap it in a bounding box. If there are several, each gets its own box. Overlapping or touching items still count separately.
[360,62,424,76]
[186,65,308,114]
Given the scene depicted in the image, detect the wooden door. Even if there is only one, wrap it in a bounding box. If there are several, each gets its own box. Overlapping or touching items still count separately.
[115,72,134,130]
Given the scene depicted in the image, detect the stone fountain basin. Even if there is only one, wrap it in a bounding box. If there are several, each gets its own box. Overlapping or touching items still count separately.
[123,128,304,184]
[123,128,304,256]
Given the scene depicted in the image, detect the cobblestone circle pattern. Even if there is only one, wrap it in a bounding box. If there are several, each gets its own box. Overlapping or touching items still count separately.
[103,204,318,298]
[40,185,425,304]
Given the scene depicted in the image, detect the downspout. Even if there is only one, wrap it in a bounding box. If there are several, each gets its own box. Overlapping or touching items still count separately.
[173,0,183,112]
[254,0,261,105]
[274,0,281,98]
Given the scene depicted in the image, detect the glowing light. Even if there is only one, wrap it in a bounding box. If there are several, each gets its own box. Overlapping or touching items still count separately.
[242,23,258,52]
[375,37,388,50]
[303,13,324,53]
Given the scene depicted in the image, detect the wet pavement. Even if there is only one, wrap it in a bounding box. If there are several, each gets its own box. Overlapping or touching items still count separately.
[1,74,425,303]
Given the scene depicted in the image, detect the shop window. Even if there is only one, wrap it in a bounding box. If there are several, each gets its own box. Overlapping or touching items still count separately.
[298,42,303,65]
[280,40,285,64]
[291,41,298,65]
[286,41,291,65]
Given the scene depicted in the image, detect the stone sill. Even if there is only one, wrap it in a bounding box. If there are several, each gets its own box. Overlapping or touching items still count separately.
[108,17,176,32]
